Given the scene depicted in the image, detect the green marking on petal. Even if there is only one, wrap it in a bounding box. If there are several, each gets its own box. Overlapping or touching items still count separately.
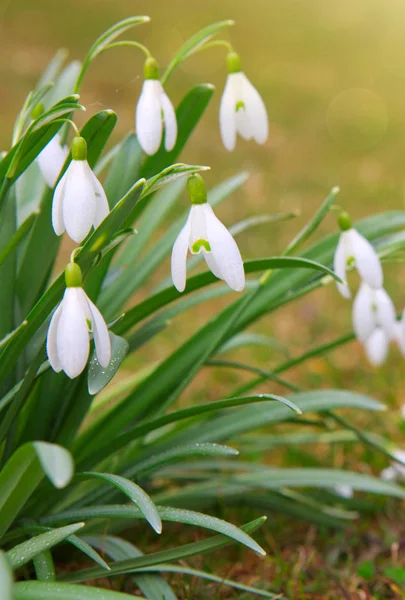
[235,100,245,112]
[347,256,355,267]
[191,239,211,253]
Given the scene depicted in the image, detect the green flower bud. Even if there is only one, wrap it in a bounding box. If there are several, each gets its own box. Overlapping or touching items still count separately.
[65,262,83,288]
[187,173,207,205]
[71,136,87,161]
[144,57,159,80]
[226,51,241,74]
[338,211,352,231]
[31,102,45,120]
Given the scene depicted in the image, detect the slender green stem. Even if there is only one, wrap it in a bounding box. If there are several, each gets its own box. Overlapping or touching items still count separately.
[100,40,151,57]
[193,39,233,54]
[50,118,80,137]
[206,359,300,392]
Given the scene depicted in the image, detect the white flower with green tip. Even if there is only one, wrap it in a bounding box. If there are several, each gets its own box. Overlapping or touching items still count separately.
[136,57,177,156]
[219,51,268,151]
[47,263,111,379]
[52,136,110,244]
[334,212,383,298]
[171,174,245,293]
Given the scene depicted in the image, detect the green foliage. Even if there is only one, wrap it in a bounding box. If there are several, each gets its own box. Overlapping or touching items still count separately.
[0,14,404,600]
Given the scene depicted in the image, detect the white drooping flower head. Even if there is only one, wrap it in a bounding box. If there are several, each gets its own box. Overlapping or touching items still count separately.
[37,134,69,188]
[171,174,245,293]
[380,449,405,483]
[333,211,383,299]
[47,262,111,379]
[52,136,110,244]
[352,283,396,343]
[136,57,177,156]
[219,51,268,152]
[363,327,390,367]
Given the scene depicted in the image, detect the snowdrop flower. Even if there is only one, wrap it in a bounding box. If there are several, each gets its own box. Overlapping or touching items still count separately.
[352,283,396,343]
[52,136,109,243]
[37,134,68,188]
[219,51,268,151]
[334,212,383,298]
[171,174,245,293]
[136,57,177,156]
[47,262,111,379]
[380,449,405,482]
[363,327,390,367]
[334,484,354,499]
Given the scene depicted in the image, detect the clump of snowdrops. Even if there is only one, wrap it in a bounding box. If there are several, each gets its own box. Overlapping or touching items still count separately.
[0,15,405,600]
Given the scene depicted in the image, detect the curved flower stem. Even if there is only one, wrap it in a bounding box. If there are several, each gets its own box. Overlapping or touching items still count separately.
[99,40,151,57]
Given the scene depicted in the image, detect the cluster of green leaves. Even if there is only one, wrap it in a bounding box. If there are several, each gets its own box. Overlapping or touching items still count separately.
[0,16,405,600]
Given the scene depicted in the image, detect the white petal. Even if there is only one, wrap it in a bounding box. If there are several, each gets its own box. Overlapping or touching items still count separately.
[52,169,68,236]
[375,288,396,337]
[56,288,90,379]
[396,311,405,355]
[85,163,110,228]
[333,234,351,299]
[203,250,223,280]
[62,161,97,243]
[171,214,191,292]
[381,466,397,481]
[84,293,111,367]
[204,204,245,292]
[219,75,237,151]
[189,204,208,249]
[136,80,163,155]
[349,229,383,289]
[46,302,64,372]
[352,283,375,342]
[364,327,389,367]
[161,90,177,151]
[37,135,68,188]
[240,72,269,145]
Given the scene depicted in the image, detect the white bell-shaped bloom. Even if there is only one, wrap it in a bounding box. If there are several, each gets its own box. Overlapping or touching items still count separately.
[37,134,68,188]
[171,202,245,293]
[352,283,396,343]
[219,71,268,152]
[334,228,383,298]
[364,327,390,367]
[47,286,111,379]
[136,59,177,156]
[52,137,109,244]
[380,449,405,482]
[334,484,354,499]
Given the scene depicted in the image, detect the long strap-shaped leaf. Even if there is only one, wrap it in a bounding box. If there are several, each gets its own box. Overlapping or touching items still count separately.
[58,517,266,583]
[14,581,145,600]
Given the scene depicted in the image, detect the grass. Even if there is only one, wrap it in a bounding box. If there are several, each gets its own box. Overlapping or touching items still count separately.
[2,0,405,596]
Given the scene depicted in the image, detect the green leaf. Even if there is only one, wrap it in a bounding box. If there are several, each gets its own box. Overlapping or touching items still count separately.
[7,522,85,569]
[44,505,265,556]
[0,551,13,600]
[0,212,36,269]
[125,564,279,599]
[162,20,234,84]
[66,535,110,571]
[357,561,375,580]
[113,256,341,336]
[76,394,302,469]
[84,535,178,600]
[0,442,73,537]
[285,186,340,255]
[33,551,55,582]
[59,517,266,583]
[79,473,162,534]
[87,332,129,395]
[14,581,143,600]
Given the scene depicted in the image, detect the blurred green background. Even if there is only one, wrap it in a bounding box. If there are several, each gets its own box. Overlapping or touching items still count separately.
[2,0,405,406]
